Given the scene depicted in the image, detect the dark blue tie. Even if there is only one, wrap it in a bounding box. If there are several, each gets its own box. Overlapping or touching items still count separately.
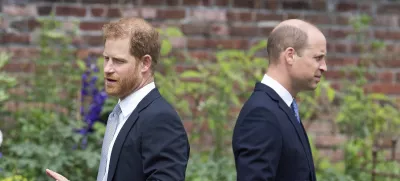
[291,99,300,123]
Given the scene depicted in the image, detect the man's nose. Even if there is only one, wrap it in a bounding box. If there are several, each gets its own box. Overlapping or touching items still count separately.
[319,60,327,72]
[104,60,115,73]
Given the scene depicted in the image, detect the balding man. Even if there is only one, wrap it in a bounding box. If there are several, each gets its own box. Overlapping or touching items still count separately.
[46,17,190,181]
[232,19,327,181]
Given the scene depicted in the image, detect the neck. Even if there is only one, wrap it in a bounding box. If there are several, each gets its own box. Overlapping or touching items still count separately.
[266,66,297,97]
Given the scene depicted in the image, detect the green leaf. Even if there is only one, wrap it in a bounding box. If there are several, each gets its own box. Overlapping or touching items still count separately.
[180,70,203,79]
[327,87,335,102]
[76,59,86,70]
[161,39,172,56]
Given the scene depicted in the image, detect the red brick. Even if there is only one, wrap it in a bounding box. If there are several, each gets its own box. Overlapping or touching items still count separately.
[182,0,211,6]
[310,1,326,11]
[10,19,40,32]
[260,27,274,36]
[282,1,310,10]
[166,0,180,6]
[375,30,400,40]
[37,6,53,16]
[230,25,259,37]
[306,121,332,134]
[208,39,248,49]
[324,70,347,80]
[80,22,107,31]
[107,8,121,18]
[395,73,400,83]
[187,38,207,49]
[233,0,255,8]
[256,12,283,21]
[82,35,104,46]
[1,62,35,73]
[81,0,120,4]
[350,44,363,53]
[215,0,230,6]
[377,4,400,14]
[157,9,185,19]
[227,11,254,22]
[381,60,400,68]
[336,2,358,12]
[1,33,30,44]
[315,135,347,148]
[373,15,399,28]
[378,72,394,83]
[327,57,358,66]
[264,0,279,10]
[182,23,209,35]
[91,7,105,17]
[304,14,333,25]
[209,23,229,36]
[365,83,400,94]
[334,43,347,53]
[329,29,351,39]
[336,15,349,25]
[143,0,166,5]
[183,121,194,133]
[56,6,86,17]
[285,12,304,19]
[6,47,39,60]
[190,50,213,60]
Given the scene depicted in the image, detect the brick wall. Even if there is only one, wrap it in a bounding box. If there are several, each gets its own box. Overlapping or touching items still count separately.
[1,0,400,161]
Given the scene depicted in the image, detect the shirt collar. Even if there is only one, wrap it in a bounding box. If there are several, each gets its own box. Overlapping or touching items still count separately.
[261,74,293,107]
[118,82,156,118]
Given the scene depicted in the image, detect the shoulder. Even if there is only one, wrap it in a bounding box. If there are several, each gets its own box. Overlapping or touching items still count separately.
[140,96,183,127]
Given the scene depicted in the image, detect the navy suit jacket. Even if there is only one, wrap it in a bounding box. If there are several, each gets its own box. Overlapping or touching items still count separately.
[106,88,190,181]
[232,83,316,181]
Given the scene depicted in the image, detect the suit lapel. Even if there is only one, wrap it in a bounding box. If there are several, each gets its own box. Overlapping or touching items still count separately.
[107,88,161,181]
[255,83,313,170]
[277,101,312,170]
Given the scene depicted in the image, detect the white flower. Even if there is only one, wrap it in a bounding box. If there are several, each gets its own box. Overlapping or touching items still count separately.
[0,129,2,147]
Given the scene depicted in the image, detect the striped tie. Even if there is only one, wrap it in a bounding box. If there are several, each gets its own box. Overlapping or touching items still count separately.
[291,99,301,123]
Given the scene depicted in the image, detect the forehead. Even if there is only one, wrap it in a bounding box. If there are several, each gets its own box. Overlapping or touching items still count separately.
[305,31,327,54]
[103,38,131,57]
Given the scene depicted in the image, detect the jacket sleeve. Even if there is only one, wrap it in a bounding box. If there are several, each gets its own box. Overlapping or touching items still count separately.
[141,112,190,181]
[232,107,283,181]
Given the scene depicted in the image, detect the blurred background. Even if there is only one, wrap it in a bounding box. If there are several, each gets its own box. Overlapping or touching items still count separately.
[0,0,400,180]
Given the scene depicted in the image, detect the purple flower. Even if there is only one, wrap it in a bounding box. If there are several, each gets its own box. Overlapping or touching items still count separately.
[76,55,108,149]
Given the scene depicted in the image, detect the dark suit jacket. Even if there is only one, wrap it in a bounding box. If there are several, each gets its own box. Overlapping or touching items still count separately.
[106,88,190,181]
[232,83,316,181]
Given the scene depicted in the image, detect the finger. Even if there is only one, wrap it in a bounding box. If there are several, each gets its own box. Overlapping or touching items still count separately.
[45,169,69,181]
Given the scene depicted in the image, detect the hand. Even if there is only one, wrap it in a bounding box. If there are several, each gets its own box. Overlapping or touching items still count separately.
[45,169,70,181]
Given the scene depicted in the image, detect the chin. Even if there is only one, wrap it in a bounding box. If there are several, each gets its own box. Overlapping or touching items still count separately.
[105,89,120,97]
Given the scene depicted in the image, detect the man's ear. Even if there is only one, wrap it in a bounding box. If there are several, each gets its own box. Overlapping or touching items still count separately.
[284,47,296,65]
[140,55,152,72]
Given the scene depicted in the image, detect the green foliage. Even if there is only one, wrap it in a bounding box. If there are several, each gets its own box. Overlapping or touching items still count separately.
[156,27,269,180]
[0,17,104,180]
[0,52,17,129]
[0,109,103,181]
[317,14,400,181]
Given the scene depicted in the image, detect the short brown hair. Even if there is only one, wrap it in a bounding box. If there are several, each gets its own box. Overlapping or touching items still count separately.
[266,25,308,63]
[102,17,160,73]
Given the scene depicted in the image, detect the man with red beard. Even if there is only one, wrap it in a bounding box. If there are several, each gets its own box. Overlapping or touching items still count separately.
[46,17,190,181]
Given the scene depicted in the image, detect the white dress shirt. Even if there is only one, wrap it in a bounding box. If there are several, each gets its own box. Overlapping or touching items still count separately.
[260,74,293,107]
[102,82,156,181]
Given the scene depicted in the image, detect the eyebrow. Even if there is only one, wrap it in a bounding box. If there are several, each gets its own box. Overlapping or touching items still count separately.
[102,53,126,60]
